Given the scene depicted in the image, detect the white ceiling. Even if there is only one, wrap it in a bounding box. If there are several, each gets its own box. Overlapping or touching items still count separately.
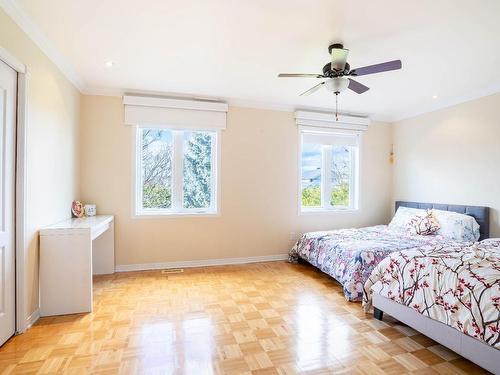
[7,0,500,121]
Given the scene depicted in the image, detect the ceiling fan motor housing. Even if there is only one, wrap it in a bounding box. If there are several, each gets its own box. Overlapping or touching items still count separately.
[323,62,350,77]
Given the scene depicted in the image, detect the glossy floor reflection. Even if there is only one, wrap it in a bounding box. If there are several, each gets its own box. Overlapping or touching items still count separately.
[0,262,490,374]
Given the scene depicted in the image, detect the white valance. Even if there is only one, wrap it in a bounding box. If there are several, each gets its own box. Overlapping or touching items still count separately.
[302,131,359,147]
[295,110,370,131]
[123,95,228,130]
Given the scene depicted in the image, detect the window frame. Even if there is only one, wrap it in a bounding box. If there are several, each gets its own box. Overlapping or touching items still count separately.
[132,125,221,218]
[298,126,360,214]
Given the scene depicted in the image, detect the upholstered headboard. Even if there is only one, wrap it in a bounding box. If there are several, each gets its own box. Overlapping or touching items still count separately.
[395,201,490,240]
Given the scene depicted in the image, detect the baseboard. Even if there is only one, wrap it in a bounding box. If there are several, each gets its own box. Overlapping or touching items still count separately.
[25,309,40,331]
[115,254,289,272]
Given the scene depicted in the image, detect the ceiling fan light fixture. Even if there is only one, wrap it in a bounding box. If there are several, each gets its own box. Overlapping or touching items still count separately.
[277,43,401,99]
[326,77,349,94]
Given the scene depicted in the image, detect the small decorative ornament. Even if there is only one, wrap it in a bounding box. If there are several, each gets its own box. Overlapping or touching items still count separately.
[71,200,85,218]
[84,204,97,217]
[390,144,395,164]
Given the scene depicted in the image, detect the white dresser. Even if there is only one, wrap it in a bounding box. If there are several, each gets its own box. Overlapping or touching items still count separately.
[39,215,115,316]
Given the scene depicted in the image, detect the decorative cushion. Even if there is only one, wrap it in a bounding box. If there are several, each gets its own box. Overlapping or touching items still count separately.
[388,207,427,232]
[431,209,480,242]
[408,210,440,235]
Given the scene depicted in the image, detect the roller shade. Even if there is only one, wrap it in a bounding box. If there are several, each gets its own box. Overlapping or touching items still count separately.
[123,95,228,130]
[302,132,359,146]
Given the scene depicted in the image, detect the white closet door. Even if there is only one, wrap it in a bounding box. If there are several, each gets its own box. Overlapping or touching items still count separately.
[0,60,17,346]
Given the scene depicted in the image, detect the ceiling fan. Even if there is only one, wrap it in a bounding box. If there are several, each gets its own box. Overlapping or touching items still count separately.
[278,43,402,119]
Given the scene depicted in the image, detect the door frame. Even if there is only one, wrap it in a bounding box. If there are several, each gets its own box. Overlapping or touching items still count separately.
[0,46,29,334]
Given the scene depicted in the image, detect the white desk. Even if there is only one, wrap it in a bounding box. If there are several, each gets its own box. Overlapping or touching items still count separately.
[39,215,114,316]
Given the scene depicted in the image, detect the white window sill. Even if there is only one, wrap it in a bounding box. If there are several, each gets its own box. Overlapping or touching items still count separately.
[133,211,220,219]
[299,208,359,215]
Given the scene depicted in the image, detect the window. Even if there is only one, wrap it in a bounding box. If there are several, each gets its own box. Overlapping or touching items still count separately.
[135,127,218,216]
[300,128,359,212]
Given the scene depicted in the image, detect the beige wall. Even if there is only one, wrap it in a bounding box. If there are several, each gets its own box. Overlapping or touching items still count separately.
[3,0,500,325]
[393,93,500,237]
[81,95,393,266]
[0,9,81,318]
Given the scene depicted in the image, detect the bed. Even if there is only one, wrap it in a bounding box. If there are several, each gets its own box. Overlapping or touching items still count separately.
[289,201,489,301]
[364,239,499,374]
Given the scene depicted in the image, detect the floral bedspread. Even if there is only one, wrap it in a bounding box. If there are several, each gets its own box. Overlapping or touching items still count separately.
[363,239,500,349]
[289,225,459,301]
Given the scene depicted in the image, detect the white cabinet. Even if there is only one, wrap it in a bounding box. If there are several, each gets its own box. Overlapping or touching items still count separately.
[39,215,115,316]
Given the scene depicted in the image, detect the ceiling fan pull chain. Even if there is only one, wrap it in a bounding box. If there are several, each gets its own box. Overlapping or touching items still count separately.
[335,92,339,121]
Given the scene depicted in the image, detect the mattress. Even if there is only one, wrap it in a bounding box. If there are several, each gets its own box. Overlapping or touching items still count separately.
[289,225,466,301]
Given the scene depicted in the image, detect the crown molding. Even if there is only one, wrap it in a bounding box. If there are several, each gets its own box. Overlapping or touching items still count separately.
[69,61,500,123]
[83,88,374,120]
[0,45,26,73]
[227,98,372,120]
[82,90,303,113]
[82,86,122,97]
[78,85,500,124]
[227,98,295,113]
[0,0,85,92]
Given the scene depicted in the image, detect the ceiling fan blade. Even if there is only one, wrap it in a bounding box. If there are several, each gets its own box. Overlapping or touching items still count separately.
[348,78,370,94]
[300,82,325,96]
[350,60,402,76]
[278,73,324,78]
[331,48,349,71]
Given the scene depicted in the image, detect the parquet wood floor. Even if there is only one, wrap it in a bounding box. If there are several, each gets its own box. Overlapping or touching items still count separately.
[0,261,491,374]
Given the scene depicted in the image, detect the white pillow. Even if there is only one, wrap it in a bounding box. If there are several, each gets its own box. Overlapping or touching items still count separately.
[388,207,427,232]
[431,209,480,242]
